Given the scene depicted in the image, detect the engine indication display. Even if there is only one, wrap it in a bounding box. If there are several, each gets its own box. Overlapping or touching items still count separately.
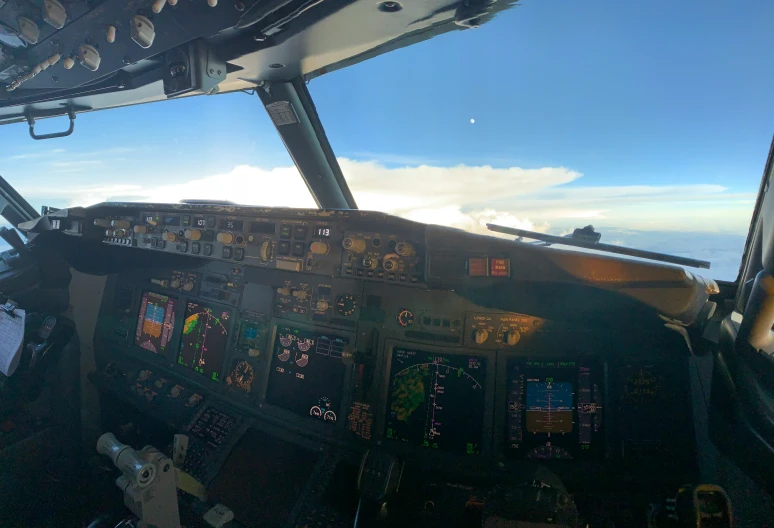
[384,347,486,455]
[135,291,176,354]
[177,301,230,382]
[506,358,604,460]
[265,325,349,424]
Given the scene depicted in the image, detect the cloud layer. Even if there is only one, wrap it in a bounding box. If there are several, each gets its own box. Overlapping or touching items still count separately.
[9,158,753,280]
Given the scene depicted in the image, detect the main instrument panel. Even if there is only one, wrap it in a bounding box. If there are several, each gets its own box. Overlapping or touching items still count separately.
[85,204,697,483]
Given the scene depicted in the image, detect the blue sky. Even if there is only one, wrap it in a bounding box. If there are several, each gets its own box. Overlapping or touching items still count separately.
[1,0,772,281]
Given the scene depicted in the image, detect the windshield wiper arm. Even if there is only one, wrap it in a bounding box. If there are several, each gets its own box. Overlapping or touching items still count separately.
[486,224,711,270]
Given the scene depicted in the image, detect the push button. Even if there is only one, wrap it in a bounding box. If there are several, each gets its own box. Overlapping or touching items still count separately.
[278,241,291,255]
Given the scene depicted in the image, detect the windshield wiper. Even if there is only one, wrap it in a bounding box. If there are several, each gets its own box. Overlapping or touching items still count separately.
[486,224,711,270]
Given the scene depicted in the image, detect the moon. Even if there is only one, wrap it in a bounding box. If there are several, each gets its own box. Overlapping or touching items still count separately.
[470,118,475,124]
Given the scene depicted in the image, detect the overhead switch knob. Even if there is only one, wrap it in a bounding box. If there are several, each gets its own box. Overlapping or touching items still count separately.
[131,15,155,49]
[79,44,101,71]
[472,329,489,345]
[216,232,234,244]
[162,232,177,242]
[185,229,202,241]
[43,0,67,29]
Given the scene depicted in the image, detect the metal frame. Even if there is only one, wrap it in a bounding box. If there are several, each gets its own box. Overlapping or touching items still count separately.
[256,78,358,210]
[0,174,39,227]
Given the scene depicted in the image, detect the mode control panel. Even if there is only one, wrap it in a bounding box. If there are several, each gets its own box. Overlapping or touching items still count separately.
[463,312,544,349]
[340,231,424,285]
[274,277,361,330]
[125,211,344,276]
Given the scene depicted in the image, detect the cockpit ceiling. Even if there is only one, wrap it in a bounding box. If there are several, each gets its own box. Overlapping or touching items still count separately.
[0,0,516,124]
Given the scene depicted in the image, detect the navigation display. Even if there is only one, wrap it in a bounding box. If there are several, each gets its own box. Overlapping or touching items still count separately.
[506,359,604,460]
[384,348,486,455]
[265,325,349,424]
[177,301,231,382]
[135,291,176,354]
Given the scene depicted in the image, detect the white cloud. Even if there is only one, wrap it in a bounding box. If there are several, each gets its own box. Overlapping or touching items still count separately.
[15,158,754,234]
[11,158,754,280]
[4,148,66,161]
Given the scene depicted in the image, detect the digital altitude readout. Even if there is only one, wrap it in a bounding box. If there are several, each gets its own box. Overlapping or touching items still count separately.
[135,291,176,354]
[384,348,486,455]
[177,301,230,382]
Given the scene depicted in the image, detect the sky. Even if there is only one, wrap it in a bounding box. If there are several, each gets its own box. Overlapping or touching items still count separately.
[0,0,772,281]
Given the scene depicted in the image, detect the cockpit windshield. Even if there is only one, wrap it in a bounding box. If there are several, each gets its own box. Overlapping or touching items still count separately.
[310,1,772,282]
[0,1,772,282]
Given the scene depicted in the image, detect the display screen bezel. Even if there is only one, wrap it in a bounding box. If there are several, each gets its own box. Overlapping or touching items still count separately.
[375,340,496,464]
[134,290,178,356]
[258,320,356,434]
[175,299,234,383]
[503,357,606,460]
[493,351,609,465]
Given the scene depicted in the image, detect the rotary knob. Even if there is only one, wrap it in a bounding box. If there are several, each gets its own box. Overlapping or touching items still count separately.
[260,240,273,261]
[111,220,131,229]
[133,225,148,234]
[316,300,329,311]
[342,237,366,254]
[217,232,234,244]
[183,282,194,292]
[292,290,308,300]
[310,241,330,255]
[185,229,202,241]
[362,256,378,269]
[503,331,521,346]
[162,232,177,242]
[93,218,112,228]
[395,241,415,257]
[472,328,489,344]
[383,255,399,271]
[170,278,181,288]
[276,287,291,296]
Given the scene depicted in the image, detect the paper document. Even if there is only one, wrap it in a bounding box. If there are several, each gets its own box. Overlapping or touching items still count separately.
[0,308,25,377]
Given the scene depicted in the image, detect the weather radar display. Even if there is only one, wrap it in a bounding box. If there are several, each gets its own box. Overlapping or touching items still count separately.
[384,347,486,455]
[177,301,230,381]
[135,292,176,354]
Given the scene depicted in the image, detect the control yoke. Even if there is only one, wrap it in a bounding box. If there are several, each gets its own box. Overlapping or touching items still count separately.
[97,433,181,528]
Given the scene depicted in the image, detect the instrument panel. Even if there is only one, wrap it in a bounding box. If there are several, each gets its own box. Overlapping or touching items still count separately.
[99,208,428,287]
[90,205,697,480]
